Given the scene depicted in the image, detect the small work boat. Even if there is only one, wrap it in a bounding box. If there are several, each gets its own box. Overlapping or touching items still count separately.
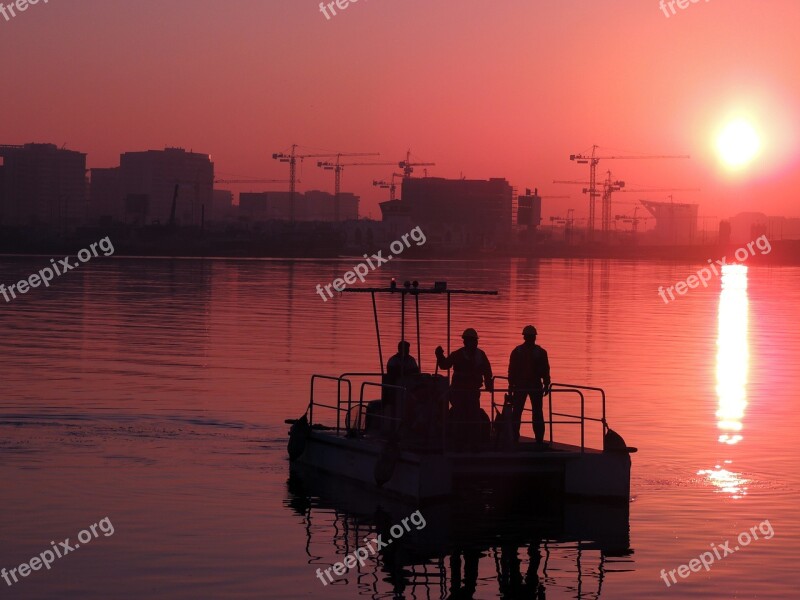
[287,280,635,503]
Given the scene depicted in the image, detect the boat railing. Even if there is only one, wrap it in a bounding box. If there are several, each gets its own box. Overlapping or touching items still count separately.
[309,372,405,435]
[490,377,607,452]
[310,372,608,451]
[357,381,407,433]
[309,374,353,433]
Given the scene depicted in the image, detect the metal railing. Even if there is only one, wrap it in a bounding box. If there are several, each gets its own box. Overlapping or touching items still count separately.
[490,377,607,453]
[308,372,406,435]
[308,372,608,452]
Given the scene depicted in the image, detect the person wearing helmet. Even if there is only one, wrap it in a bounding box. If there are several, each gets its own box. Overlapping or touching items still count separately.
[434,328,494,412]
[508,325,551,444]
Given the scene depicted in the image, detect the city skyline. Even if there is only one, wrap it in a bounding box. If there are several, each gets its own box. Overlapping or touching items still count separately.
[1,0,799,222]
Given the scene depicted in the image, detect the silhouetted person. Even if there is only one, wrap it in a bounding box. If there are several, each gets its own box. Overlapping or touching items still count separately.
[435,328,493,412]
[508,325,551,444]
[379,341,420,433]
[436,329,493,450]
[386,340,419,383]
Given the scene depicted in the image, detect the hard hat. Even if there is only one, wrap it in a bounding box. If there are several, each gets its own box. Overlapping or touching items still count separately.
[462,328,479,340]
[522,325,537,337]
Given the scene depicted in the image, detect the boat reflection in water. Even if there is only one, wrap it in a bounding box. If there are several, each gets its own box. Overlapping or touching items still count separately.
[286,466,633,599]
[699,264,750,498]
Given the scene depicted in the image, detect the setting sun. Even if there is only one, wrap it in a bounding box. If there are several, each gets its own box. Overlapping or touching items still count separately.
[717,119,762,168]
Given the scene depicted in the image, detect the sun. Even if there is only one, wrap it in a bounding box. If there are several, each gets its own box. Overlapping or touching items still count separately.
[716,120,761,168]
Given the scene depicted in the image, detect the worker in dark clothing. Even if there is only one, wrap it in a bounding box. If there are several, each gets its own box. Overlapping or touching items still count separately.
[386,341,419,384]
[508,325,551,444]
[379,341,420,433]
[435,328,493,412]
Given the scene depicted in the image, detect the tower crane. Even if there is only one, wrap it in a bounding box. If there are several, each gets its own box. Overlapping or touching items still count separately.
[549,209,586,242]
[373,172,404,201]
[272,145,378,221]
[398,150,435,178]
[316,157,388,198]
[568,145,690,238]
[316,157,393,221]
[554,174,624,237]
[614,206,648,234]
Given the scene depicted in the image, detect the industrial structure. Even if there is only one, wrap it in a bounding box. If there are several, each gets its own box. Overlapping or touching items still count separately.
[640,198,699,244]
[567,146,690,239]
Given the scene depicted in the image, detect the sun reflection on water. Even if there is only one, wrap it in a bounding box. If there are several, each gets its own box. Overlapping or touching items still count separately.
[699,265,750,498]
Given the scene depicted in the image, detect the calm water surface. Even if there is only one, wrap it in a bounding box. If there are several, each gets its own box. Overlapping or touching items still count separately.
[0,256,798,599]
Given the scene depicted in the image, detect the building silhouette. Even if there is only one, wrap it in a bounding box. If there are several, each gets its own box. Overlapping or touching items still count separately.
[119,147,213,226]
[381,176,513,248]
[640,199,698,244]
[0,143,87,230]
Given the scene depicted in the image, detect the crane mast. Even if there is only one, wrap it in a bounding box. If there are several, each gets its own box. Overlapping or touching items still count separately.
[569,145,690,240]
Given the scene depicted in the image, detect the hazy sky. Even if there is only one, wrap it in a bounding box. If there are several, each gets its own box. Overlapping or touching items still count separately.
[2,0,799,222]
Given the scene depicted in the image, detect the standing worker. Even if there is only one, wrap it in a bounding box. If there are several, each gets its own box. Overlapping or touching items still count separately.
[508,325,551,445]
[435,328,494,412]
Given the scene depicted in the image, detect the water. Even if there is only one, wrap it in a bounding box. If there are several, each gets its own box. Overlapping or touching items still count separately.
[0,256,797,599]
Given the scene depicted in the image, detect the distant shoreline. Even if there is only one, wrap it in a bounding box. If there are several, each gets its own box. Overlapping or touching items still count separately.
[1,239,799,263]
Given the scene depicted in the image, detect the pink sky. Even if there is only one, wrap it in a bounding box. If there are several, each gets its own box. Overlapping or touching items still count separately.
[2,0,799,222]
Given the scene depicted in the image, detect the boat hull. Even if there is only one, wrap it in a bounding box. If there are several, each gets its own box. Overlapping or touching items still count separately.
[293,431,631,502]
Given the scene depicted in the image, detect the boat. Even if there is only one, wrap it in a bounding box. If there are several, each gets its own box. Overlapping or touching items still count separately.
[286,279,636,503]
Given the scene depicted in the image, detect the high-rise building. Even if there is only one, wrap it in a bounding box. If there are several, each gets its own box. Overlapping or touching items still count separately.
[517,188,543,229]
[0,143,87,230]
[119,147,213,227]
[382,176,513,247]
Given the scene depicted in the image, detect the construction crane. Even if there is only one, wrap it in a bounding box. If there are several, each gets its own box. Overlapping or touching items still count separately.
[316,157,387,198]
[316,157,392,221]
[398,150,435,178]
[618,186,700,194]
[554,176,698,236]
[272,145,378,221]
[568,145,690,238]
[554,174,624,236]
[373,172,404,201]
[549,209,586,242]
[614,206,648,234]
[599,171,625,236]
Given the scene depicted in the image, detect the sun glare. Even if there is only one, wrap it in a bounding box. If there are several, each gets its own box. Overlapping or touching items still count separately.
[716,120,761,168]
